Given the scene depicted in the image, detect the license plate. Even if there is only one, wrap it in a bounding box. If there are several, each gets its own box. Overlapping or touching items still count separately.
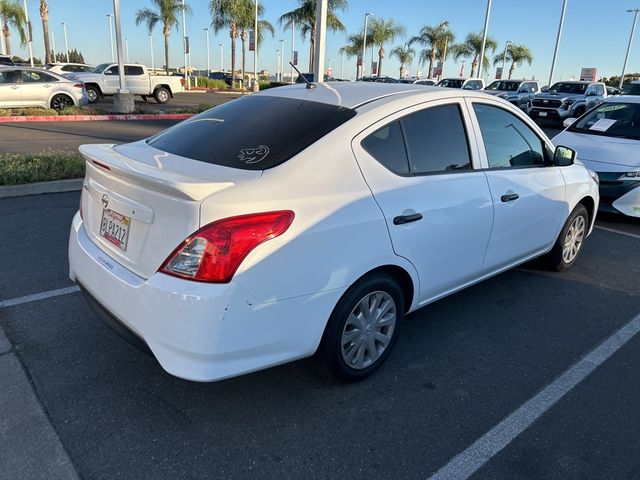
[100,208,131,251]
[539,111,547,117]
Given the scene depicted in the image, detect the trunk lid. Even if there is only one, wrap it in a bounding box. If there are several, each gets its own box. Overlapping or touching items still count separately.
[79,141,262,278]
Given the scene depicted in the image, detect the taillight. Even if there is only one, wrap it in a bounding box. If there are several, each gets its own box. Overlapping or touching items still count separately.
[159,211,295,283]
[73,83,84,90]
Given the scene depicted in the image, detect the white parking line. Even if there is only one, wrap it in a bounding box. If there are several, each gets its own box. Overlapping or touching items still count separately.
[0,286,80,308]
[429,312,640,480]
[595,225,640,240]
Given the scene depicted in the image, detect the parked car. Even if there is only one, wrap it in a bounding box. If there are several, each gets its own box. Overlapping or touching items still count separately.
[296,73,335,83]
[483,79,540,110]
[621,81,640,95]
[0,66,88,110]
[528,81,607,122]
[360,75,398,83]
[437,77,485,90]
[398,77,436,86]
[208,71,233,86]
[45,62,94,75]
[0,55,14,66]
[72,63,183,104]
[606,86,621,96]
[69,83,599,383]
[554,97,640,217]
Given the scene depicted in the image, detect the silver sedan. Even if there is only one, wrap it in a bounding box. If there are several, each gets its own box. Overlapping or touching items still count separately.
[0,66,89,110]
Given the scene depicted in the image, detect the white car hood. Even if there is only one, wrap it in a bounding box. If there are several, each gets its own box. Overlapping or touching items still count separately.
[553,130,640,172]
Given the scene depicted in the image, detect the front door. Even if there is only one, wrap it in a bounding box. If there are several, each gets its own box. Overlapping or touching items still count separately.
[0,70,22,107]
[352,100,494,304]
[469,100,566,271]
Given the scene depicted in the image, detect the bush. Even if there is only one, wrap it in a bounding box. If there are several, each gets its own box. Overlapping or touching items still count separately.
[0,107,59,116]
[0,151,85,186]
[59,106,107,116]
[196,77,229,90]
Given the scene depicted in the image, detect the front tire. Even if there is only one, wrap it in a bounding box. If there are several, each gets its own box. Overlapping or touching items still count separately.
[154,87,170,104]
[547,204,589,271]
[316,273,404,382]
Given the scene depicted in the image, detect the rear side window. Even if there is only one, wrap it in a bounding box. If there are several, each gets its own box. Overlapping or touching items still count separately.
[362,121,409,174]
[147,96,356,170]
[125,66,144,76]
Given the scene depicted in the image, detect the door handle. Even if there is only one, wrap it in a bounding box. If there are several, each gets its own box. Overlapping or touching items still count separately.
[501,193,520,202]
[10,85,19,89]
[393,213,423,225]
[43,84,52,88]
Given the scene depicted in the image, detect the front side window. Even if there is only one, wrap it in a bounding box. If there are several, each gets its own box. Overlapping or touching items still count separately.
[569,102,640,140]
[438,78,464,89]
[105,66,118,75]
[473,103,546,169]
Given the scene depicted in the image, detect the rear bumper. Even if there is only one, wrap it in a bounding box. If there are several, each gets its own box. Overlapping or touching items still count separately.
[68,213,342,381]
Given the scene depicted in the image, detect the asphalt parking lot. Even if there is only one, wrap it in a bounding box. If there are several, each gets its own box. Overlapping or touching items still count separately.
[1,189,639,479]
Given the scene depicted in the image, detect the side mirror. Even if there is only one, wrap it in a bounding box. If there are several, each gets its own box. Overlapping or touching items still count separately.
[563,118,577,128]
[541,86,549,92]
[554,145,576,166]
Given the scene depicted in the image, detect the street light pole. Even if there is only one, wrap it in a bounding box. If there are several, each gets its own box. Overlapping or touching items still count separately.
[478,0,492,79]
[204,28,210,74]
[501,40,511,78]
[22,0,33,67]
[279,39,285,81]
[107,14,114,62]
[219,43,223,71]
[125,38,129,62]
[276,49,279,81]
[181,0,190,89]
[290,20,295,84]
[149,34,154,72]
[341,49,344,79]
[51,30,56,60]
[360,12,371,79]
[620,9,640,89]
[313,0,327,83]
[113,0,133,112]
[548,0,568,87]
[61,22,69,63]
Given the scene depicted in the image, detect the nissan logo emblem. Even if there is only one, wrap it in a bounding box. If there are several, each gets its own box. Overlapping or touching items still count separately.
[102,194,109,208]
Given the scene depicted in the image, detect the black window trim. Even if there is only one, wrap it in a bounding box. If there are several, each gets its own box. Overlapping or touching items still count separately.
[468,99,555,171]
[358,100,479,178]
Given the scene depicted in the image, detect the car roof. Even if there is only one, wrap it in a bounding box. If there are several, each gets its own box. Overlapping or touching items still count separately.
[256,82,489,109]
[553,80,592,84]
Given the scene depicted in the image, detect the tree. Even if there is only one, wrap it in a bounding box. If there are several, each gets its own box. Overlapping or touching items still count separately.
[135,0,190,74]
[391,43,414,78]
[279,0,347,72]
[39,0,50,63]
[237,2,274,87]
[409,21,454,79]
[493,43,532,79]
[367,18,404,76]
[0,0,26,56]
[54,48,84,63]
[210,0,250,88]
[339,32,367,79]
[450,32,497,78]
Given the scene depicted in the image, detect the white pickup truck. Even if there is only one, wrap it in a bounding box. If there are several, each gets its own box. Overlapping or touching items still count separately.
[72,63,184,104]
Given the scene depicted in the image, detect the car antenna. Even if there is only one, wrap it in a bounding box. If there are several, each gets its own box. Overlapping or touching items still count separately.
[289,62,315,89]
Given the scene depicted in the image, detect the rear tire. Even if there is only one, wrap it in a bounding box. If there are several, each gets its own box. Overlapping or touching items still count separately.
[85,85,100,104]
[316,273,404,382]
[50,94,73,111]
[546,204,589,272]
[154,87,170,104]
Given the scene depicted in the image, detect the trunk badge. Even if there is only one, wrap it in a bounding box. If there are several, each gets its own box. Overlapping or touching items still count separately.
[102,194,109,208]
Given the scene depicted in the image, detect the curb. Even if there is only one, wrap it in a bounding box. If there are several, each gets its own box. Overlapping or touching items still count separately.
[0,113,194,123]
[0,178,82,199]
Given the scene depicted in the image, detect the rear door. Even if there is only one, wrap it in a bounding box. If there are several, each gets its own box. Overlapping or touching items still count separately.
[468,100,566,271]
[0,69,21,107]
[19,70,58,107]
[352,99,494,303]
[124,65,148,94]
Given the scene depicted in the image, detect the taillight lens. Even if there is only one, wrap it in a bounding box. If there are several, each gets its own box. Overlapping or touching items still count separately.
[159,210,295,283]
[74,83,84,90]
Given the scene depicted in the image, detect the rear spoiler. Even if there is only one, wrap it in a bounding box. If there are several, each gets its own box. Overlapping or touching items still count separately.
[79,144,235,201]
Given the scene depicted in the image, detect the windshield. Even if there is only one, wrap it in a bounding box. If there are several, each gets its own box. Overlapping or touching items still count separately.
[147,96,357,170]
[438,79,464,88]
[91,63,111,74]
[548,82,588,94]
[622,83,640,95]
[568,102,640,140]
[485,81,520,91]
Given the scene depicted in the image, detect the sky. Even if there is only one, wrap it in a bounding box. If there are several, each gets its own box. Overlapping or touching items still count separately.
[4,0,640,83]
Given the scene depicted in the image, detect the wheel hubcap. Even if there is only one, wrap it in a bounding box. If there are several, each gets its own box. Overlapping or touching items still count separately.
[340,291,396,370]
[562,215,586,263]
[87,90,97,101]
[158,91,168,101]
[52,96,71,111]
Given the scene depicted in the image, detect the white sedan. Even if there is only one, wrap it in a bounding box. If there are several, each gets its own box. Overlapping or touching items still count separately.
[0,66,88,110]
[68,83,599,383]
[554,97,640,217]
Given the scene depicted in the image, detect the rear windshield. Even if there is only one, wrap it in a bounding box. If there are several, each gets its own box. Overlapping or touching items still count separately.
[147,95,357,170]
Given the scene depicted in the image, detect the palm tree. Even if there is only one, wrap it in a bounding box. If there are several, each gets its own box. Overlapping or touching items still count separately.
[135,0,190,74]
[493,43,533,79]
[0,0,26,56]
[237,2,274,87]
[39,1,51,63]
[339,33,365,79]
[450,32,497,78]
[391,43,414,78]
[409,21,453,79]
[279,0,347,72]
[367,18,404,76]
[210,0,252,88]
